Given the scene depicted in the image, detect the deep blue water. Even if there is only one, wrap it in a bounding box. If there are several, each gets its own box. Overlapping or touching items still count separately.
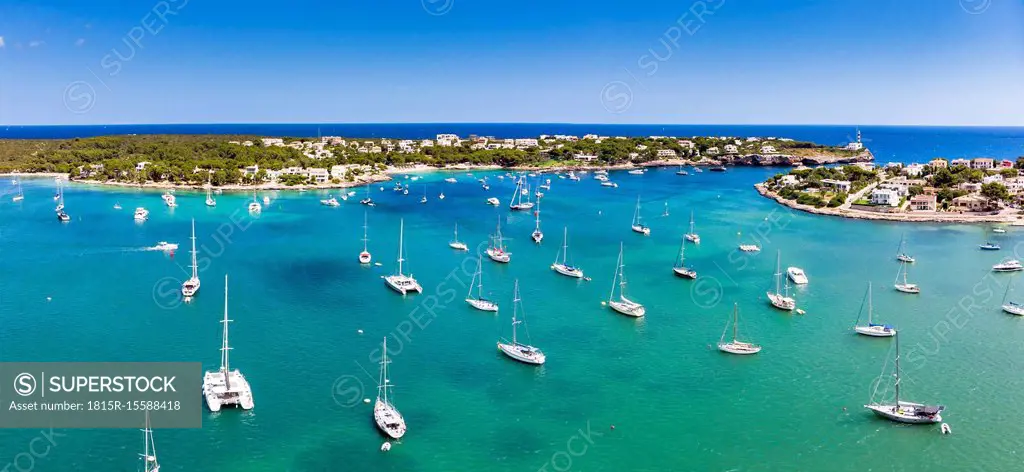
[2,124,1023,164]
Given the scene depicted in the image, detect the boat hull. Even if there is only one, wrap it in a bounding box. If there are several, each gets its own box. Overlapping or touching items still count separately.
[385,276,422,295]
[684,234,700,244]
[608,300,645,317]
[864,404,942,424]
[497,342,545,365]
[359,252,372,264]
[766,292,795,311]
[855,325,896,337]
[552,264,584,279]
[672,267,697,279]
[449,242,468,251]
[717,342,761,355]
[374,399,407,439]
[486,249,510,263]
[894,284,920,294]
[181,278,200,298]
[1002,303,1024,316]
[466,298,498,312]
[631,225,650,236]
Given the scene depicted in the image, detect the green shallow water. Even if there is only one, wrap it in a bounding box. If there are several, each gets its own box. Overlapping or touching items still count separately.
[2,168,1023,471]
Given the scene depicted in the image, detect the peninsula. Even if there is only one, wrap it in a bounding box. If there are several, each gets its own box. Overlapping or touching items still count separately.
[757,157,1024,223]
[0,132,868,189]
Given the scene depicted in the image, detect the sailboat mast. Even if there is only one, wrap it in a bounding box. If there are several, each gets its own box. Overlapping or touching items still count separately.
[380,337,389,404]
[774,251,782,295]
[397,219,405,275]
[609,243,622,302]
[511,281,520,345]
[221,274,232,391]
[561,227,568,264]
[190,219,198,278]
[894,332,901,405]
[867,282,873,324]
[362,212,369,251]
[733,304,739,342]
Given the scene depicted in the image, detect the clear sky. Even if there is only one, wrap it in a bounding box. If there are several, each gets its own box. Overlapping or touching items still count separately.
[0,0,1022,126]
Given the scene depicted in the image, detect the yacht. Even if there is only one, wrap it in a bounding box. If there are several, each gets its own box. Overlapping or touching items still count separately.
[630,196,650,235]
[672,237,696,279]
[684,211,700,244]
[551,227,584,278]
[1001,281,1024,315]
[766,251,796,311]
[979,242,1001,250]
[509,176,534,211]
[444,177,457,183]
[895,234,914,263]
[161,192,177,207]
[359,212,372,264]
[486,197,501,206]
[134,207,149,221]
[202,274,255,412]
[248,191,262,214]
[153,241,178,252]
[360,185,375,206]
[320,196,340,206]
[466,258,499,312]
[181,219,201,299]
[486,219,511,263]
[374,337,407,439]
[600,181,618,188]
[55,184,70,222]
[717,304,761,355]
[205,186,216,207]
[384,219,422,295]
[864,332,944,424]
[595,174,609,182]
[993,227,1007,233]
[113,202,122,210]
[786,267,808,285]
[449,223,468,251]
[739,244,761,252]
[11,180,24,202]
[608,243,645,317]
[628,169,645,175]
[139,412,161,472]
[854,282,896,337]
[894,260,919,294]
[993,258,1023,272]
[709,166,727,172]
[531,203,544,243]
[497,280,546,365]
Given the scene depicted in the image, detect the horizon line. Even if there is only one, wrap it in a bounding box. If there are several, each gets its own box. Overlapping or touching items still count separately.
[3,122,1024,129]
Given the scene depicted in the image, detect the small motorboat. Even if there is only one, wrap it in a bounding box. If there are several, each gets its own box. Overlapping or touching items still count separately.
[993,227,1007,233]
[444,177,457,183]
[786,267,809,285]
[486,197,500,206]
[134,207,150,221]
[153,241,178,251]
[709,166,727,172]
[980,242,1001,250]
[320,197,340,207]
[600,181,618,188]
[739,244,761,252]
[360,198,375,206]
[113,202,122,210]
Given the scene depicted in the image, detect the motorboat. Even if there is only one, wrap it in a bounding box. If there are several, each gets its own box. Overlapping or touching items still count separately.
[134,207,150,221]
[992,258,1023,272]
[979,242,1001,250]
[786,267,808,285]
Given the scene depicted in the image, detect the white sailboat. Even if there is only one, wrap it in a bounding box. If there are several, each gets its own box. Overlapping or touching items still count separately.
[672,237,697,279]
[895,234,915,263]
[248,190,262,214]
[384,219,422,295]
[448,223,468,251]
[1000,281,1024,316]
[202,274,255,411]
[360,184,375,206]
[630,196,650,235]
[607,242,646,317]
[864,332,944,424]
[486,218,511,263]
[466,258,498,312]
[766,250,796,311]
[139,411,161,472]
[359,211,372,264]
[11,180,24,202]
[531,200,544,243]
[497,280,546,365]
[551,227,584,278]
[854,282,896,337]
[684,210,700,244]
[205,180,216,207]
[374,337,407,439]
[894,260,919,294]
[181,219,201,299]
[508,176,534,211]
[55,182,70,222]
[717,303,761,355]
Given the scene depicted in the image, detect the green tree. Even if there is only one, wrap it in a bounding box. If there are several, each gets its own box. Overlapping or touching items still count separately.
[981,182,1010,202]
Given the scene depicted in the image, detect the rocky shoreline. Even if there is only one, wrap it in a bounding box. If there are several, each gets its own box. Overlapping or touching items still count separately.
[755,183,1023,224]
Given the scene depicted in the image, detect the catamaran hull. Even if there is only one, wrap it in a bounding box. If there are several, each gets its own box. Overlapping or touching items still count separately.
[685,234,700,244]
[385,277,422,295]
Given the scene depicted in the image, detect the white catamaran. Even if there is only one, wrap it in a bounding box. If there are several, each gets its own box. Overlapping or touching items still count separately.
[894,260,919,294]
[672,236,697,279]
[631,196,650,236]
[864,332,944,424]
[551,227,584,278]
[717,303,761,355]
[466,257,499,312]
[684,210,700,244]
[384,219,422,295]
[181,219,201,299]
[766,250,796,311]
[374,337,407,439]
[497,280,546,365]
[486,218,511,263]
[359,211,372,264]
[139,411,161,472]
[202,274,255,411]
[854,282,896,337]
[608,242,646,317]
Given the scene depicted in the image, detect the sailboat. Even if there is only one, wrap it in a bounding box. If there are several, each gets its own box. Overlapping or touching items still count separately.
[202,274,255,411]
[607,242,646,317]
[486,218,511,263]
[766,250,796,311]
[854,282,896,337]
[448,223,469,251]
[466,257,498,312]
[684,210,700,243]
[181,219,201,299]
[1000,281,1024,315]
[737,230,759,252]
[420,185,427,204]
[661,201,669,217]
[631,196,650,235]
[139,411,161,472]
[11,180,24,202]
[864,332,944,424]
[248,190,262,214]
[551,227,584,278]
[359,211,372,264]
[672,236,697,279]
[360,184,375,206]
[497,280,546,365]
[384,219,422,295]
[374,337,407,439]
[894,260,919,294]
[205,181,216,207]
[717,303,761,355]
[531,200,544,243]
[676,164,689,176]
[508,176,534,211]
[895,234,915,263]
[55,182,70,222]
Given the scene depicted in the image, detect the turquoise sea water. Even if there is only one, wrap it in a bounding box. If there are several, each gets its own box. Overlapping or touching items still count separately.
[2,167,1024,471]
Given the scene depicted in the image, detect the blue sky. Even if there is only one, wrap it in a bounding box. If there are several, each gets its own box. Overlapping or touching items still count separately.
[0,0,1022,125]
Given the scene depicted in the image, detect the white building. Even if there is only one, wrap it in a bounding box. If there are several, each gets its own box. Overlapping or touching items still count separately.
[420,140,434,147]
[261,138,284,147]
[582,134,599,140]
[820,179,852,193]
[904,164,925,177]
[514,138,539,148]
[779,175,800,186]
[656,149,678,158]
[677,140,695,149]
[951,158,971,167]
[135,161,151,171]
[706,147,720,156]
[573,153,598,162]
[724,144,739,154]
[760,145,778,154]
[870,188,900,207]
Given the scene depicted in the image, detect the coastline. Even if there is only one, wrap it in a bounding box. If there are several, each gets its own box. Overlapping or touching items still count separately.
[755,183,1022,224]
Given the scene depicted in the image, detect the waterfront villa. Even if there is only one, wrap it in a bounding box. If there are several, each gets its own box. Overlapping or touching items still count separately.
[951,158,971,167]
[656,149,678,158]
[724,144,739,154]
[761,145,778,154]
[909,194,937,212]
[820,179,852,193]
[706,147,720,155]
[953,194,991,211]
[779,175,799,186]
[869,188,900,207]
